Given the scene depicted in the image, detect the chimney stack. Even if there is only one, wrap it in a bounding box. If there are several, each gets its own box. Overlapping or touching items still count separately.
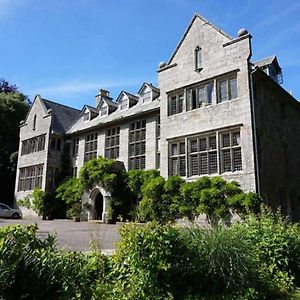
[95,89,112,108]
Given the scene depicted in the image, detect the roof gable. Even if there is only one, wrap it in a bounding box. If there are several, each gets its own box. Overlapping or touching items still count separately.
[23,94,49,124]
[168,14,232,65]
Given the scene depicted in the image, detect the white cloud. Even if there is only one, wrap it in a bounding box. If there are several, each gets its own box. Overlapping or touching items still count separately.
[35,77,152,95]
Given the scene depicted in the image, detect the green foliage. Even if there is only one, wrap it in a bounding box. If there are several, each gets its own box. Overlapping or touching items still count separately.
[127,169,160,200]
[0,224,109,300]
[80,156,122,191]
[17,196,31,209]
[232,207,300,296]
[56,177,83,206]
[0,86,29,204]
[31,188,46,216]
[110,222,183,299]
[0,211,300,299]
[137,175,186,223]
[80,157,133,221]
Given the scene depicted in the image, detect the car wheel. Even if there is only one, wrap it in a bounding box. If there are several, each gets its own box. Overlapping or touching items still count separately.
[12,212,20,219]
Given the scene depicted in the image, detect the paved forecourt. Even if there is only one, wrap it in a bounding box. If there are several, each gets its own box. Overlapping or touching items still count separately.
[0,218,120,253]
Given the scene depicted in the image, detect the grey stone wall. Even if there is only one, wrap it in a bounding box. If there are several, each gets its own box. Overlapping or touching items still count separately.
[253,70,300,220]
[15,96,52,201]
[158,16,256,191]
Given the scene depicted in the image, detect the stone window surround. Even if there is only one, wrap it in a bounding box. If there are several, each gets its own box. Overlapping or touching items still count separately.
[18,164,43,191]
[167,70,239,116]
[168,125,242,178]
[21,134,46,156]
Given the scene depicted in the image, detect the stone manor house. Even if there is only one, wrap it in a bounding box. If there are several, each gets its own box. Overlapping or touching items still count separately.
[15,14,300,221]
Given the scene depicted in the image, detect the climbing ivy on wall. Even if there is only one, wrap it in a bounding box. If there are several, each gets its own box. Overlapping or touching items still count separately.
[79,157,133,221]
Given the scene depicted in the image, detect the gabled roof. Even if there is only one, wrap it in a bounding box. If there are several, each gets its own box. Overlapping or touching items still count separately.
[254,55,281,71]
[168,14,233,65]
[138,82,160,95]
[42,98,81,133]
[116,91,139,103]
[67,97,160,135]
[101,97,118,108]
[84,105,99,114]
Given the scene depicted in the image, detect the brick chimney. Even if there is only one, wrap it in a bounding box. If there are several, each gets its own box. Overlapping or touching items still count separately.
[95,89,112,108]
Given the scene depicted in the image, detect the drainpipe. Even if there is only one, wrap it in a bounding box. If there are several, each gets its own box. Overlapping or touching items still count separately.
[248,67,261,195]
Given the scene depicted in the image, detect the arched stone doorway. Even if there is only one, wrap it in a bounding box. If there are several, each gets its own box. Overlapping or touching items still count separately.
[84,185,111,222]
[95,192,103,220]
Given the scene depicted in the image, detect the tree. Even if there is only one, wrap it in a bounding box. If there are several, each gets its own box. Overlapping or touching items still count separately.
[0,79,29,204]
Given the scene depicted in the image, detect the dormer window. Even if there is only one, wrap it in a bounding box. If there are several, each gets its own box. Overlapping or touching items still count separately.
[142,91,151,103]
[195,46,202,71]
[83,112,90,121]
[120,100,127,110]
[100,107,107,116]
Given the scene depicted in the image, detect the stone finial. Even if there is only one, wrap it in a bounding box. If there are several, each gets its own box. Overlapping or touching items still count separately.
[238,28,248,37]
[159,61,167,69]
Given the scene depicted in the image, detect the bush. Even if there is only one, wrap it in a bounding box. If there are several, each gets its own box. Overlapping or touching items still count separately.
[31,188,46,216]
[56,177,84,219]
[232,207,300,296]
[0,225,109,299]
[110,222,185,299]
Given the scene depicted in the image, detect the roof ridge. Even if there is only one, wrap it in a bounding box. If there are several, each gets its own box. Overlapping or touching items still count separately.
[42,98,81,112]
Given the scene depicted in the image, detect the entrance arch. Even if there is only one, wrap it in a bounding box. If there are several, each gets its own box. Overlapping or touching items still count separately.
[95,192,103,220]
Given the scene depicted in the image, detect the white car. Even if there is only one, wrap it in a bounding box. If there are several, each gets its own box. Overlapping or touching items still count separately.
[0,203,22,219]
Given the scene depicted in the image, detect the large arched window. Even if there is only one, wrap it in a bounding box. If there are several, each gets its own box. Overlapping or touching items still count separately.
[33,115,37,130]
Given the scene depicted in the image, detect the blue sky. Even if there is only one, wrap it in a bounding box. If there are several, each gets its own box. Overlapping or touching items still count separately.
[1,0,300,109]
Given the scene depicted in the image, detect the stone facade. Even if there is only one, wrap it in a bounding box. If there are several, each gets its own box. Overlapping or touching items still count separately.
[15,14,300,220]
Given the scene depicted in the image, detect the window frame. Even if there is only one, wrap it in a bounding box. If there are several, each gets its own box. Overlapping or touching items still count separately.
[217,74,238,103]
[128,120,146,170]
[195,46,203,72]
[105,126,120,159]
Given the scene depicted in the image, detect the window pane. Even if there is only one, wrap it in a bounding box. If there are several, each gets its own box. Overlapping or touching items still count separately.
[170,96,177,115]
[199,138,207,151]
[222,149,232,172]
[229,78,238,99]
[207,82,213,105]
[233,148,242,171]
[171,158,178,175]
[209,136,216,150]
[232,132,240,146]
[190,155,199,176]
[171,144,178,156]
[190,139,198,152]
[222,134,230,148]
[179,157,186,176]
[179,142,185,154]
[200,153,208,174]
[219,80,228,102]
[209,152,218,174]
[178,94,183,113]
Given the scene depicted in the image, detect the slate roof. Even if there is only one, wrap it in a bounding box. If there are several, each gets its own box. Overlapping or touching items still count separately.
[254,55,281,70]
[67,97,160,135]
[42,99,81,134]
[85,105,99,114]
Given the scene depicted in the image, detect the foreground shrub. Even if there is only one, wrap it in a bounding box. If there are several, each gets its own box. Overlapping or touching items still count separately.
[232,207,300,296]
[109,222,186,299]
[0,225,108,300]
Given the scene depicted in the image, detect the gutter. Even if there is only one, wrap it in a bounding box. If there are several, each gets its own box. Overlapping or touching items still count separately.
[249,67,261,195]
